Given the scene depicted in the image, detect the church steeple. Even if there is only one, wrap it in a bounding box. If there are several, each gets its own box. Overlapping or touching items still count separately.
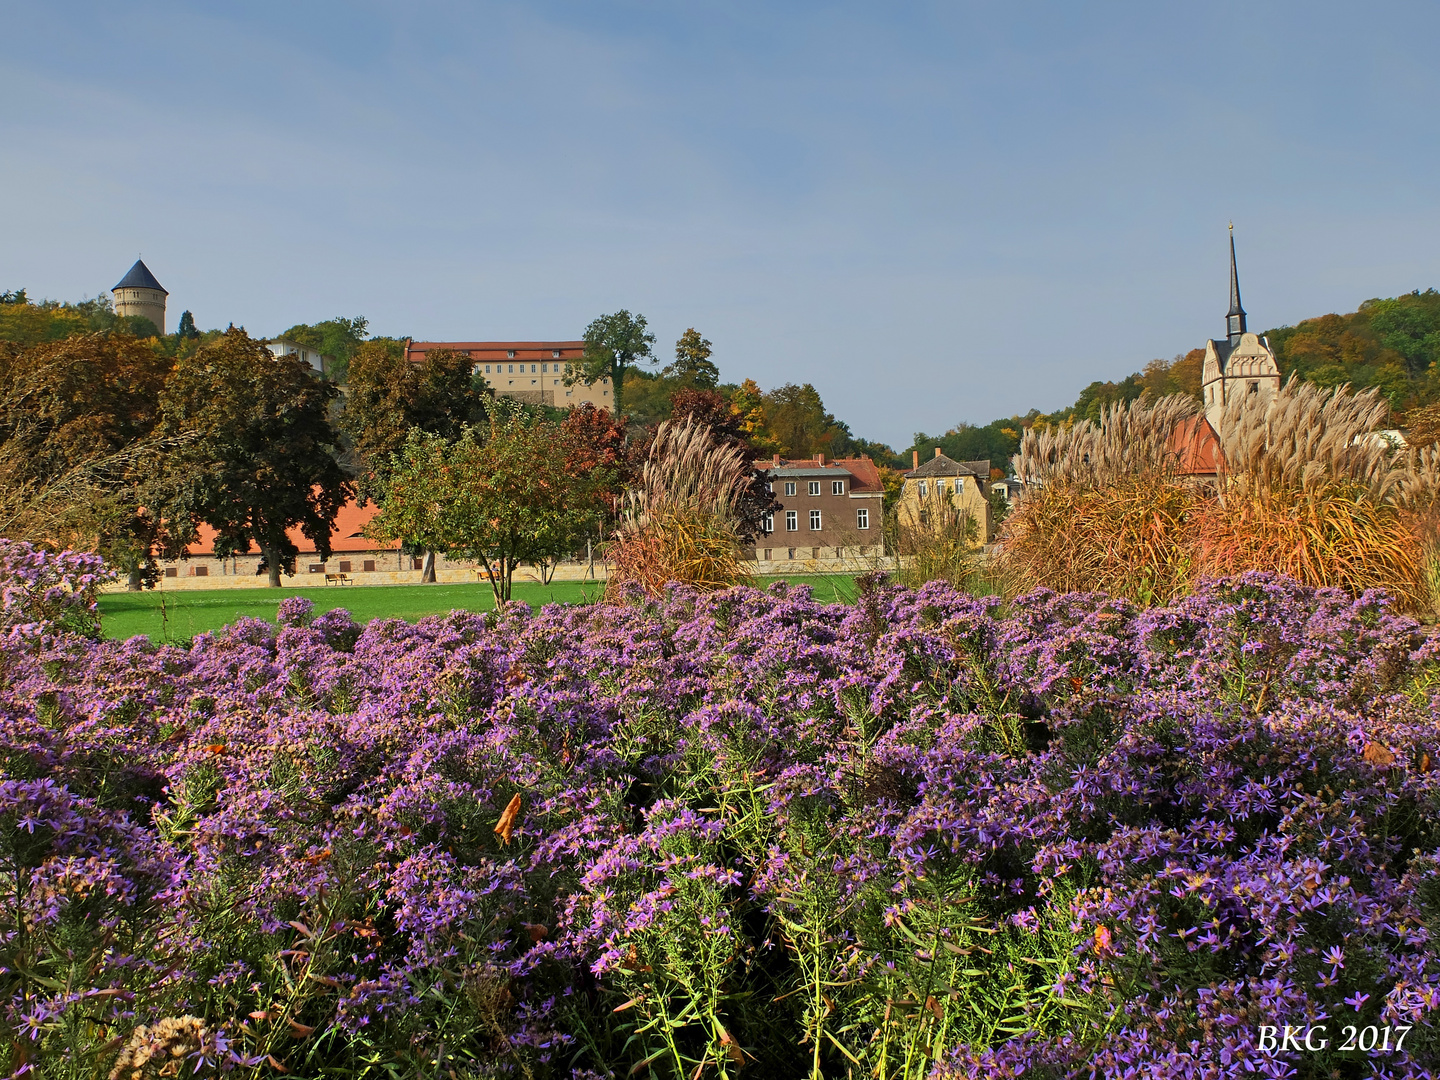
[1226,223,1247,346]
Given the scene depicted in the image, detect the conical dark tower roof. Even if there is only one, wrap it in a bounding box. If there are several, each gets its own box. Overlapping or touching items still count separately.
[1225,225,1246,346]
[113,259,168,295]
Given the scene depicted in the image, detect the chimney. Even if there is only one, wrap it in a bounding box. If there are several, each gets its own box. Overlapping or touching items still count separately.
[912,450,919,470]
[934,447,942,458]
[773,453,780,466]
[817,452,824,466]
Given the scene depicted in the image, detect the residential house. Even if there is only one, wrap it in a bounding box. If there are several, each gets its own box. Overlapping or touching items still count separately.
[266,337,333,376]
[899,449,993,540]
[751,454,886,560]
[403,340,613,409]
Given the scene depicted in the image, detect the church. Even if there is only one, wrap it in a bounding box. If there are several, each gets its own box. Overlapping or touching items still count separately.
[1200,228,1281,430]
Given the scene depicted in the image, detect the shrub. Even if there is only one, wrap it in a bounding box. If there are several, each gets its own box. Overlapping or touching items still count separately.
[2,559,1440,1077]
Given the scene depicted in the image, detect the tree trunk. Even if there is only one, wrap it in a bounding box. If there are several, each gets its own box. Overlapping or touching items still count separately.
[422,550,436,583]
[261,545,282,587]
[127,567,143,592]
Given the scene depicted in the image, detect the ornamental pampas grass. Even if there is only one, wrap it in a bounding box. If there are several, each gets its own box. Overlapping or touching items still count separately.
[1194,381,1427,609]
[606,417,755,597]
[999,395,1201,604]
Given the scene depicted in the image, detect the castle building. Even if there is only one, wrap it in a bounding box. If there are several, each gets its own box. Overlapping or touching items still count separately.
[1201,229,1280,430]
[112,259,167,334]
[403,340,612,409]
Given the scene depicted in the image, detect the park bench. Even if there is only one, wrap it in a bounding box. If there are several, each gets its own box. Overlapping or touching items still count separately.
[324,573,352,586]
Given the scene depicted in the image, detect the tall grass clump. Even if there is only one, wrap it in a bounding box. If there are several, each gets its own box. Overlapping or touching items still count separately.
[606,417,755,597]
[893,493,982,590]
[998,395,1201,604]
[1194,382,1429,609]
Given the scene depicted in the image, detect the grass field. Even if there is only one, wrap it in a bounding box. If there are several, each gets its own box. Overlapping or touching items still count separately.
[98,575,862,642]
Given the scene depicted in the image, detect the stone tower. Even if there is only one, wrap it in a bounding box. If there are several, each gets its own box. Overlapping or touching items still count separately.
[112,259,167,335]
[1201,228,1280,431]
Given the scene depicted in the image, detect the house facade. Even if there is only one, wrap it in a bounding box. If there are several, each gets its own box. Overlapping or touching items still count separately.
[266,337,332,376]
[750,454,886,560]
[899,449,993,540]
[403,340,614,409]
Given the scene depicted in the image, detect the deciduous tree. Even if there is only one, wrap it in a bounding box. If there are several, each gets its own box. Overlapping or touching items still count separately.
[572,310,656,418]
[664,328,719,389]
[157,328,351,587]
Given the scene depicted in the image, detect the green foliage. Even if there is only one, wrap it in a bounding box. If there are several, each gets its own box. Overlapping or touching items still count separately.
[156,328,352,587]
[664,328,720,389]
[175,310,199,339]
[340,340,486,488]
[0,293,159,347]
[575,309,657,418]
[368,406,613,601]
[1267,289,1440,409]
[277,316,372,383]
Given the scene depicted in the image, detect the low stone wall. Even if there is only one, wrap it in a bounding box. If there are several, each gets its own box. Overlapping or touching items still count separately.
[101,560,612,593]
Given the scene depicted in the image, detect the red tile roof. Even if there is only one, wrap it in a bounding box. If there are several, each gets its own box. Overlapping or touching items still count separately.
[185,498,399,556]
[1170,416,1224,476]
[769,456,885,493]
[404,340,585,363]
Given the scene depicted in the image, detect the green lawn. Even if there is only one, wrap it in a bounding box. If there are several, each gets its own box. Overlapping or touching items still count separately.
[98,575,861,642]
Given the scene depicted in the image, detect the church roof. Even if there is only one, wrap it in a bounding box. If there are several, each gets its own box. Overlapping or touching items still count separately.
[113,259,167,294]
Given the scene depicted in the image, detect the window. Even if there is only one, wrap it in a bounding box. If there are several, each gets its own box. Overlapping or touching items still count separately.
[809,509,822,531]
[832,480,844,495]
[763,512,774,533]
[508,364,514,373]
[309,563,325,573]
[363,560,376,572]
[542,363,548,373]
[192,565,208,577]
[164,566,177,578]
[784,481,797,496]
[857,508,869,530]
[918,480,927,497]
[786,510,798,531]
[531,364,537,373]
[507,350,515,358]
[808,481,821,496]
[955,477,964,493]
[339,561,352,572]
[485,365,491,373]
[1249,381,1259,394]
[413,557,425,570]
[553,350,561,359]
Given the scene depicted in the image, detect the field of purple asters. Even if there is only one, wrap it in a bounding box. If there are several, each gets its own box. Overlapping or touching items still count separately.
[4,540,1440,1079]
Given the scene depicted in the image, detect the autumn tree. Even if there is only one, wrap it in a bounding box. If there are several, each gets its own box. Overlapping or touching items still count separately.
[664,328,720,389]
[572,310,656,418]
[0,332,177,587]
[342,341,485,473]
[156,328,351,587]
[368,407,611,601]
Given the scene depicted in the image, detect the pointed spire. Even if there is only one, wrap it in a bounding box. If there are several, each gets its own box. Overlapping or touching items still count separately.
[1226,223,1246,345]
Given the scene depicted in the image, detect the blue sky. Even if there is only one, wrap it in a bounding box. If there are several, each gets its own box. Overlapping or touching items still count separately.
[3,1,1438,448]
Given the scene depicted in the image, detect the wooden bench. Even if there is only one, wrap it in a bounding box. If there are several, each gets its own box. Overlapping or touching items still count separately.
[324,573,352,586]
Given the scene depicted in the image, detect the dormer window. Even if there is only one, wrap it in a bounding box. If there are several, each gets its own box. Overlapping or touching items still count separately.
[552,350,561,359]
[507,350,515,359]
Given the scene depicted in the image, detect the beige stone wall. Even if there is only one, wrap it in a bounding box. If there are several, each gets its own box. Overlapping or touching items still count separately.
[122,550,612,592]
[478,364,614,409]
[112,287,166,334]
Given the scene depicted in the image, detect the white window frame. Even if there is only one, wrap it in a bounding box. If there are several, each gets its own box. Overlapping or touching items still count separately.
[809,509,822,531]
[784,481,797,497]
[857,508,869,530]
[808,481,821,496]
[918,480,927,497]
[763,512,774,533]
[832,480,845,495]
[785,510,798,531]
